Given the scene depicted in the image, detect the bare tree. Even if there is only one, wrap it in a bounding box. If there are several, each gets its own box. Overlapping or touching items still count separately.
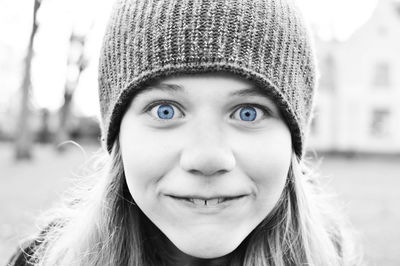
[15,0,42,160]
[55,32,88,152]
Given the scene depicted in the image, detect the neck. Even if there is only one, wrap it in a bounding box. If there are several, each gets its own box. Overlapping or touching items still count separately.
[163,244,233,266]
[166,253,231,266]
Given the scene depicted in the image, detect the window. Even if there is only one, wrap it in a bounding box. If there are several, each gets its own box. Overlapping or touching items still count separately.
[370,109,391,137]
[373,62,390,87]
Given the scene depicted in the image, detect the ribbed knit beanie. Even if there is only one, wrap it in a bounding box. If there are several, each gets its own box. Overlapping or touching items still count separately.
[98,0,317,158]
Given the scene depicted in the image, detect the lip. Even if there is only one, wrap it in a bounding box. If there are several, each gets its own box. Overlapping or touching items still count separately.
[163,191,250,200]
[164,194,249,214]
[165,193,249,201]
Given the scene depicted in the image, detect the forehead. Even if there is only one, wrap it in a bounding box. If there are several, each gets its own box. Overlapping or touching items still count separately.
[135,73,276,101]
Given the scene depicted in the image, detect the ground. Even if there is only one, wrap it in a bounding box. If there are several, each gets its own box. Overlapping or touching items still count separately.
[0,143,399,265]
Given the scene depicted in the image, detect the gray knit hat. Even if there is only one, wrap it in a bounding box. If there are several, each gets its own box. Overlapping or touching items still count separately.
[98,0,317,158]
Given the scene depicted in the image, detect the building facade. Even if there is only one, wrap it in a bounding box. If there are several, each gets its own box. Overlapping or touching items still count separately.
[308,0,400,154]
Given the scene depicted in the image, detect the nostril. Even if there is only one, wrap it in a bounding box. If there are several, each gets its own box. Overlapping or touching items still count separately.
[189,169,201,175]
[188,169,228,177]
[215,169,228,175]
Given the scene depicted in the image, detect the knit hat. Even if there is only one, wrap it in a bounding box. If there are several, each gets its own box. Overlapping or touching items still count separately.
[98,0,317,158]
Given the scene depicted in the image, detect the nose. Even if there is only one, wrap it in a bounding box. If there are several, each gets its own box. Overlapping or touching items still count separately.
[179,119,236,177]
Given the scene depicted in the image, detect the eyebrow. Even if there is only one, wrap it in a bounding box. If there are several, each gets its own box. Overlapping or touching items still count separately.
[137,83,185,96]
[228,87,271,99]
[138,83,272,99]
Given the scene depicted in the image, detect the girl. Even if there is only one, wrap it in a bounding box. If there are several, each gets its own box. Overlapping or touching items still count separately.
[8,0,360,265]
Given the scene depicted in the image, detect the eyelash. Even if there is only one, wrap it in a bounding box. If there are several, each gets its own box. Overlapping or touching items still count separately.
[231,103,273,120]
[143,100,273,123]
[144,100,184,122]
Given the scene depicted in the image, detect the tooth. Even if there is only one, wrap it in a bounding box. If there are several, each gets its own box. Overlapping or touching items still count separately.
[192,198,205,205]
[206,198,219,206]
[217,198,225,203]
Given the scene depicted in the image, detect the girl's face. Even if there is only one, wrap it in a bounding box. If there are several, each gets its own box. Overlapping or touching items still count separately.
[119,73,292,259]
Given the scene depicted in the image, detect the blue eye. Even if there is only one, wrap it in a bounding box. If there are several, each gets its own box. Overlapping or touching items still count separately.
[239,107,257,121]
[232,104,271,123]
[145,101,271,123]
[157,104,175,119]
[145,101,184,121]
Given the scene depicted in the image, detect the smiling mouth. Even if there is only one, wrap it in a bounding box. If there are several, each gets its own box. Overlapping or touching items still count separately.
[168,195,246,207]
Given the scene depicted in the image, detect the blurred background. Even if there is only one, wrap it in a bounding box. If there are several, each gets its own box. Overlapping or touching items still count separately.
[0,0,399,265]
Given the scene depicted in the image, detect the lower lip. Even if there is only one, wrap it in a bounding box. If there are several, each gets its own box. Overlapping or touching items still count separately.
[165,195,248,214]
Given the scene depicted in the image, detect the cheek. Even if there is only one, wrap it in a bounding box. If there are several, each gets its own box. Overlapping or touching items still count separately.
[234,126,292,206]
[119,121,180,199]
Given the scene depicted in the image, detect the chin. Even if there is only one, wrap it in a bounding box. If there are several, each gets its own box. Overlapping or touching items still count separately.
[172,231,245,259]
[179,245,235,259]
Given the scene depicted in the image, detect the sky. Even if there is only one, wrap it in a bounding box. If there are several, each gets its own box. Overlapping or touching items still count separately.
[0,0,384,117]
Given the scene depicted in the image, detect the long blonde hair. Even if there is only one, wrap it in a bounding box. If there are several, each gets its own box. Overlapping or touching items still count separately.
[27,139,361,266]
